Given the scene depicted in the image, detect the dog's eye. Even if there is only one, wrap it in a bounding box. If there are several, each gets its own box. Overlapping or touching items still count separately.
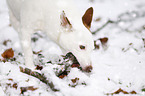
[79,45,86,50]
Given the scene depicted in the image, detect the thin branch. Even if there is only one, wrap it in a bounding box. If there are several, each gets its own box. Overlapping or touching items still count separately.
[92,10,145,34]
[92,20,115,34]
[19,66,59,92]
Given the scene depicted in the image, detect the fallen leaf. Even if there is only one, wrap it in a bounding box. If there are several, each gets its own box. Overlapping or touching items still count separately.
[114,88,128,94]
[99,37,108,45]
[106,88,137,95]
[3,40,11,46]
[71,78,79,83]
[130,91,137,94]
[20,86,38,94]
[59,74,67,79]
[35,65,43,70]
[8,78,13,81]
[71,63,80,68]
[1,48,14,59]
[58,71,68,79]
[33,50,42,54]
[12,83,18,89]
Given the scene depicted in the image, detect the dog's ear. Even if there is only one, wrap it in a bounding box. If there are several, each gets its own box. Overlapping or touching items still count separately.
[82,7,93,30]
[60,11,72,30]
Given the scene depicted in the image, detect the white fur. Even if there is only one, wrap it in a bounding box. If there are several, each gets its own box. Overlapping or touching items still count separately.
[6,0,94,70]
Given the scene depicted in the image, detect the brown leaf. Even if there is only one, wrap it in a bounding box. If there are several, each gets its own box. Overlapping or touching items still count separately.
[58,70,69,79]
[20,86,38,94]
[3,40,11,46]
[1,48,14,59]
[59,75,67,79]
[33,50,42,54]
[12,83,18,89]
[122,90,129,94]
[99,37,108,45]
[106,88,137,95]
[71,78,79,83]
[27,86,38,91]
[114,88,128,94]
[83,65,93,72]
[8,78,13,81]
[71,63,80,68]
[114,88,123,94]
[35,65,43,70]
[130,91,137,94]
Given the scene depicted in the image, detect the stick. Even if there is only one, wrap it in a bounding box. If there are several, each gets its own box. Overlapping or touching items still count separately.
[19,66,59,92]
[92,10,145,34]
[92,20,114,34]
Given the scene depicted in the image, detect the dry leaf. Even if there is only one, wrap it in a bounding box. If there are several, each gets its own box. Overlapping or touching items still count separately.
[71,63,80,68]
[33,50,42,54]
[20,86,38,94]
[35,65,43,70]
[8,78,13,81]
[58,70,68,79]
[59,75,67,79]
[3,40,11,46]
[1,48,14,59]
[130,91,137,94]
[12,83,18,89]
[71,78,79,83]
[99,37,108,45]
[106,88,137,95]
[114,88,128,94]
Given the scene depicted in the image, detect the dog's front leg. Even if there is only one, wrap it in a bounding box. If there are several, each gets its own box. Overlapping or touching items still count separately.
[19,27,35,68]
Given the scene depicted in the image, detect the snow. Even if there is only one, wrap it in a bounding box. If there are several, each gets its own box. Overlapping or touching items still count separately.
[0,0,145,96]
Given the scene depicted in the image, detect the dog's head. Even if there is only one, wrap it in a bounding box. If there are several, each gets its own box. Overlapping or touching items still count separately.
[59,7,94,72]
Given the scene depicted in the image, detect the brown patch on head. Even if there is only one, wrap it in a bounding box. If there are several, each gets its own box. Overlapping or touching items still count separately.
[82,7,93,30]
[60,11,72,30]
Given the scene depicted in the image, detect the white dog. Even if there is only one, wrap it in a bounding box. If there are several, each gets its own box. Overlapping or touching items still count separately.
[6,0,94,72]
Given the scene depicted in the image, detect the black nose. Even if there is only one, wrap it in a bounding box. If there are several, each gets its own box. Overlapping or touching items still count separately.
[83,65,93,72]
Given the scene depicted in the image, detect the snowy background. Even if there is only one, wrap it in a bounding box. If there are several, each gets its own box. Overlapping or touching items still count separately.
[0,0,145,96]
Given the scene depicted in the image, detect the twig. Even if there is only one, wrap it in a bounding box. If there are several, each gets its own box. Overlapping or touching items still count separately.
[19,66,59,92]
[57,63,70,77]
[92,20,115,34]
[92,10,145,34]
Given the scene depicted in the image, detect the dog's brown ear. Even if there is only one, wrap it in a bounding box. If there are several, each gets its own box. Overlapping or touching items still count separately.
[60,11,72,30]
[82,7,93,30]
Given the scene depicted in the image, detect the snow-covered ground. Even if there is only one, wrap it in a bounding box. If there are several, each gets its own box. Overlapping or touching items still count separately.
[0,0,145,96]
